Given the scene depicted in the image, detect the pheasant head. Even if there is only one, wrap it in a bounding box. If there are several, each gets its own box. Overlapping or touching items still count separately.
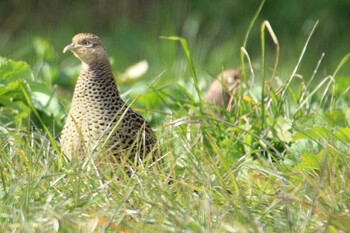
[63,33,108,64]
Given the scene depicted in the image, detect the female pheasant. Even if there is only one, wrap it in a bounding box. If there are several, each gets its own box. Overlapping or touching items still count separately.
[60,33,156,163]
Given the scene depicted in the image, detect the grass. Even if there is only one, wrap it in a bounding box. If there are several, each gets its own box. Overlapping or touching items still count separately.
[1,15,350,233]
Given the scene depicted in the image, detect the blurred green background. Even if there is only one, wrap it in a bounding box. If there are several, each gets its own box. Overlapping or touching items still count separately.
[1,0,350,74]
[1,0,350,128]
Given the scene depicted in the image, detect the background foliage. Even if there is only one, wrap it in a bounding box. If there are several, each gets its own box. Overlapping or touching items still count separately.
[1,0,350,127]
[1,0,350,72]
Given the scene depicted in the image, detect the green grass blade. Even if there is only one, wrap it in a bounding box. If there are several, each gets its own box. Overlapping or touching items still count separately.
[160,36,202,105]
[17,80,61,157]
[242,0,265,47]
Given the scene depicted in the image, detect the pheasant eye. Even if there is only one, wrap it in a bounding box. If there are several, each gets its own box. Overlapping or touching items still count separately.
[83,41,93,47]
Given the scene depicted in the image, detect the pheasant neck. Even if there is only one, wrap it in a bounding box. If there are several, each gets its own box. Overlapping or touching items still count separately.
[79,60,119,88]
[71,60,121,104]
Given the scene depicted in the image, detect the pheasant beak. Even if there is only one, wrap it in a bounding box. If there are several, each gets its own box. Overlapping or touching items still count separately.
[63,43,75,53]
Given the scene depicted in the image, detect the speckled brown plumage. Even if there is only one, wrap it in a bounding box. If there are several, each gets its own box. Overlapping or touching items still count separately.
[205,69,241,110]
[60,33,156,162]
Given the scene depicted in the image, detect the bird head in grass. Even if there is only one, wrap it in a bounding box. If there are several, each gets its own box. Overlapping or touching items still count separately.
[63,33,108,64]
[205,69,241,108]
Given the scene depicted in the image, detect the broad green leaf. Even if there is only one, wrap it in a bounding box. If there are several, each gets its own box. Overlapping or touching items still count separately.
[288,138,321,157]
[298,151,324,171]
[325,109,348,128]
[293,127,331,140]
[0,57,34,82]
[0,81,20,96]
[274,116,293,142]
[335,127,350,142]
